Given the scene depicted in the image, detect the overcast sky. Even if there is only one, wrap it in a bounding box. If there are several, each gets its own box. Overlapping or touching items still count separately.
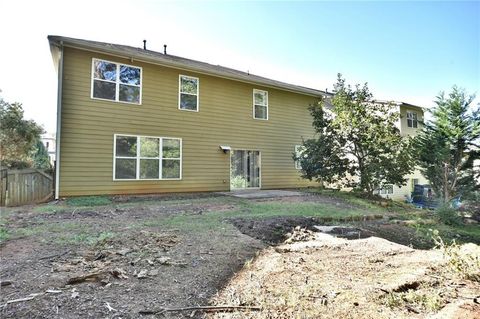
[1,0,478,134]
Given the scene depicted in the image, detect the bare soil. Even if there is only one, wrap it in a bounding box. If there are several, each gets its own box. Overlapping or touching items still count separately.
[210,230,480,319]
[0,195,263,319]
[1,192,478,318]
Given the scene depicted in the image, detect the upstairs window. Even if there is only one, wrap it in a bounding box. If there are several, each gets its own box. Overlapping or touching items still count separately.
[92,59,142,104]
[253,89,268,120]
[114,135,181,180]
[179,75,199,111]
[406,111,418,128]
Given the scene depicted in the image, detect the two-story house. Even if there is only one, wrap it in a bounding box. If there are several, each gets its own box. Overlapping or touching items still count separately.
[48,36,428,200]
[375,101,428,200]
[48,36,327,198]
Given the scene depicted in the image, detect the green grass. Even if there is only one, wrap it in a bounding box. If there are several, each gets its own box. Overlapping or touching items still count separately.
[66,196,112,207]
[3,189,480,247]
[142,198,385,233]
[64,231,115,246]
[0,226,9,243]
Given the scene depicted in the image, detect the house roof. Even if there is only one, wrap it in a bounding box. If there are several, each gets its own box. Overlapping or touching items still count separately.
[48,35,330,98]
[374,100,424,110]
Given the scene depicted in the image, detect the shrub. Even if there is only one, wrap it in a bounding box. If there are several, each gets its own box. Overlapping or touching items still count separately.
[436,205,462,226]
[432,230,480,282]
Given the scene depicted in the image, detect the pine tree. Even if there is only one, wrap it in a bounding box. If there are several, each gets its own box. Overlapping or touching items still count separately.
[416,86,480,202]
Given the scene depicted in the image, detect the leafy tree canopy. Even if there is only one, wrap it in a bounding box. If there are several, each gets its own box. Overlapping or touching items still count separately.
[0,94,45,168]
[32,140,52,170]
[295,74,414,195]
[415,86,479,202]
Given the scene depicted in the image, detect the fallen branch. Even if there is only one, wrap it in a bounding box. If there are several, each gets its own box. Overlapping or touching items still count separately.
[139,305,261,315]
[39,250,69,260]
[66,272,105,285]
[5,296,36,305]
[105,302,117,312]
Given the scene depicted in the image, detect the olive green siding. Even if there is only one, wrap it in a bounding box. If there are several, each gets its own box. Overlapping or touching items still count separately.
[59,47,318,196]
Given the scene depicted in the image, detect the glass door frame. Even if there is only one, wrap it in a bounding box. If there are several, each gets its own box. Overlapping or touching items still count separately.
[229,149,262,191]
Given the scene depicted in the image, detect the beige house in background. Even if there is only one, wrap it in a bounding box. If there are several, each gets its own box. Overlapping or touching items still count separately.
[48,36,326,198]
[375,101,428,200]
[40,133,56,165]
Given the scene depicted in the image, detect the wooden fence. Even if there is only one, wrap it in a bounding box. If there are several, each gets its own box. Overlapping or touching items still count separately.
[0,168,53,207]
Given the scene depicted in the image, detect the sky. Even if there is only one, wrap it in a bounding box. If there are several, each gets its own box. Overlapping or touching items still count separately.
[0,0,478,134]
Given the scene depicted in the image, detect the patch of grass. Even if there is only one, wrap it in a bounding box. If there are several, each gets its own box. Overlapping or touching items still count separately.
[433,230,480,282]
[411,222,480,246]
[56,230,116,246]
[240,201,381,219]
[32,205,69,214]
[0,226,9,243]
[385,289,444,312]
[301,188,410,214]
[142,199,385,233]
[116,195,234,209]
[66,196,112,207]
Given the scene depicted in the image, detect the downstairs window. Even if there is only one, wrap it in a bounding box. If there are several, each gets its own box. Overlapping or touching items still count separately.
[114,135,181,180]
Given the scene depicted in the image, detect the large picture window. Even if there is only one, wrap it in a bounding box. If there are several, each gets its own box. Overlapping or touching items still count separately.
[114,135,181,180]
[179,75,199,111]
[92,59,142,104]
[253,89,268,120]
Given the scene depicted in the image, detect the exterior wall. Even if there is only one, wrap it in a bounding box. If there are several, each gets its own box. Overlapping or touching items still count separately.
[59,47,319,196]
[379,104,427,201]
[41,134,56,165]
[399,105,424,136]
[382,169,429,201]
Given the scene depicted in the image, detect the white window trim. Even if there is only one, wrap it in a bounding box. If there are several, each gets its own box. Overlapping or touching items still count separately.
[253,89,268,120]
[406,110,418,128]
[113,134,182,181]
[178,75,199,112]
[380,184,394,195]
[294,145,304,170]
[91,58,143,105]
[229,149,262,191]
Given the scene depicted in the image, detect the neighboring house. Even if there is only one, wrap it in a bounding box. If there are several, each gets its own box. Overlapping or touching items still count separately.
[48,36,328,198]
[374,101,428,201]
[40,133,56,165]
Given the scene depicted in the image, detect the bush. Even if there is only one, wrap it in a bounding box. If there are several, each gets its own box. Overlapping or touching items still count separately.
[436,205,462,226]
[432,230,480,282]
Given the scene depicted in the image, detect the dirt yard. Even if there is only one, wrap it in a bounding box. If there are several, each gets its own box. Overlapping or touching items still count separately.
[0,191,479,318]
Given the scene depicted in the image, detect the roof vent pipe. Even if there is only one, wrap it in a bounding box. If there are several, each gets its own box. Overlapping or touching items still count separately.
[164,44,167,55]
[143,40,146,50]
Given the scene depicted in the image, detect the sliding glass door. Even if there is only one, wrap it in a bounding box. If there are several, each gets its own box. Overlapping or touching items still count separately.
[230,150,260,190]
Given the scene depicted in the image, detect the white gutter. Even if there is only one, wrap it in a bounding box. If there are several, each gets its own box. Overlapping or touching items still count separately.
[54,43,64,199]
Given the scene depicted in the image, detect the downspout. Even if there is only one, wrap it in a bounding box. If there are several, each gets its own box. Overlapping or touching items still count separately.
[54,42,64,199]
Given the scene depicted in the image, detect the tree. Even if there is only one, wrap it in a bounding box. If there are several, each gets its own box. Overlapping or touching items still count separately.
[0,95,44,168]
[416,87,479,202]
[295,74,414,195]
[32,140,52,170]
